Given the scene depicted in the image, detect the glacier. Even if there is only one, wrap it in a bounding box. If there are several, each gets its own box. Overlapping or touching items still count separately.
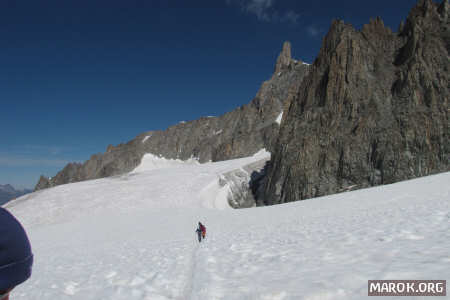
[3,152,450,300]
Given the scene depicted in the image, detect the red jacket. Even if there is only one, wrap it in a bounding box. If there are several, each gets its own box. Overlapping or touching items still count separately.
[0,292,10,300]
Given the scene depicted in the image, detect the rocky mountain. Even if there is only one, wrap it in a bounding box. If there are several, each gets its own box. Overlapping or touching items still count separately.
[35,42,310,191]
[261,0,449,205]
[0,184,32,206]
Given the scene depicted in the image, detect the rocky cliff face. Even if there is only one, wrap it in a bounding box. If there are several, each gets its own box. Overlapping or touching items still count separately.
[262,0,449,205]
[35,42,310,191]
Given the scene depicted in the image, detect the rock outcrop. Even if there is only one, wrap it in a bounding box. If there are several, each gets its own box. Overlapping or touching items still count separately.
[35,42,310,191]
[262,0,449,204]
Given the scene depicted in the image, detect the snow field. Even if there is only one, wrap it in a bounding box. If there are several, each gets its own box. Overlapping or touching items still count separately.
[188,179,450,299]
[4,152,450,300]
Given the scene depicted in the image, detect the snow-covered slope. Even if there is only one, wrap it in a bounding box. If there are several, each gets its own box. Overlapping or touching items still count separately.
[4,152,450,300]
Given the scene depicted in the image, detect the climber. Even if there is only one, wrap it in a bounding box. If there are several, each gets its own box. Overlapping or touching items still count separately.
[196,222,206,242]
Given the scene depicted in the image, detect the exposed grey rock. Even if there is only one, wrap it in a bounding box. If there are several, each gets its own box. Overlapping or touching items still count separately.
[35,176,51,190]
[262,0,449,205]
[35,44,310,191]
[274,41,293,74]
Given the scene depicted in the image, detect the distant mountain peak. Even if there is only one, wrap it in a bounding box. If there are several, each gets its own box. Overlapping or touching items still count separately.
[0,184,16,194]
[0,184,32,206]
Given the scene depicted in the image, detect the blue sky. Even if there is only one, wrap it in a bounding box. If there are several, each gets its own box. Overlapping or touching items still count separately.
[0,0,421,189]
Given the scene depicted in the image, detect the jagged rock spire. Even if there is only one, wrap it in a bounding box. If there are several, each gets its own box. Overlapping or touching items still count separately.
[35,175,51,191]
[274,41,292,74]
[262,0,449,205]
